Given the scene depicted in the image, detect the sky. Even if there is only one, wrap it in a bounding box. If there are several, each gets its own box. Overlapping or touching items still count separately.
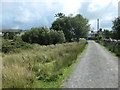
[0,0,119,31]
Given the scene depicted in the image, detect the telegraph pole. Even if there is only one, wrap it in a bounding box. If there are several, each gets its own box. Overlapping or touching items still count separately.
[97,19,99,31]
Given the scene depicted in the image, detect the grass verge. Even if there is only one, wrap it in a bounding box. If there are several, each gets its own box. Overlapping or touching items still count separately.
[95,40,120,59]
[32,42,88,88]
[2,40,87,88]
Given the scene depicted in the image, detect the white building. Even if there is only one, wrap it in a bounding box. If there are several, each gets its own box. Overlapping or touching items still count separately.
[118,1,120,16]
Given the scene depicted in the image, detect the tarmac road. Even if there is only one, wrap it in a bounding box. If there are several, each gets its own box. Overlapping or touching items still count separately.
[63,40,118,88]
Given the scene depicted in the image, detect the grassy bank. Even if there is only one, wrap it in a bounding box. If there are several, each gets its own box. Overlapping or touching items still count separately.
[33,41,88,88]
[96,40,120,58]
[2,40,87,88]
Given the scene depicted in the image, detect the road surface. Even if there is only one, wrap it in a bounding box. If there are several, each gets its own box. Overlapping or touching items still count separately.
[63,40,118,88]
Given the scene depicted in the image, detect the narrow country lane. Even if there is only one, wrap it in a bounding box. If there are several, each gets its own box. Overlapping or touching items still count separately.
[64,40,118,88]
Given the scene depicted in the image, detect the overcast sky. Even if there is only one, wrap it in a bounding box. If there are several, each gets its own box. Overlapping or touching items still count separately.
[1,0,119,31]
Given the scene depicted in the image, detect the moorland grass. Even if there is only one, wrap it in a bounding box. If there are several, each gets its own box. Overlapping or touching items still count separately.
[2,40,87,88]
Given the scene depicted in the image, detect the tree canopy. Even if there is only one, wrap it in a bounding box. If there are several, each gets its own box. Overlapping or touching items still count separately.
[51,13,90,42]
[112,16,120,40]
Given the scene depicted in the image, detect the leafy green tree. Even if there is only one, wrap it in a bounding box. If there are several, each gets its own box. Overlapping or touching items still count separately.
[102,29,113,39]
[51,16,73,42]
[112,16,120,40]
[51,13,90,42]
[71,14,90,41]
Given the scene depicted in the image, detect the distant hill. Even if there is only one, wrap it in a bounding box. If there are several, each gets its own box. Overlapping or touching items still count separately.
[0,29,22,33]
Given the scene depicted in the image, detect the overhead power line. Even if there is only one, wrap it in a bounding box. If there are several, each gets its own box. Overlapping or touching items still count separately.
[99,0,113,19]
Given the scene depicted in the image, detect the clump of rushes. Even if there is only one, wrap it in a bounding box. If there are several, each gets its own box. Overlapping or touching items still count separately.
[2,40,87,88]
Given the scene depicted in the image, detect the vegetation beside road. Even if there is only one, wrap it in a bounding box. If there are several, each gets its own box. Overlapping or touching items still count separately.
[90,17,120,58]
[3,13,120,88]
[2,39,32,53]
[96,40,120,58]
[51,13,90,42]
[21,27,65,45]
[2,13,90,54]
[2,40,87,88]
[90,16,120,41]
[2,13,89,88]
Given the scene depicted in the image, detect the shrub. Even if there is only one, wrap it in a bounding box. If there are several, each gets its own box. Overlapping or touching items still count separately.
[13,35,22,42]
[49,30,65,44]
[3,32,16,40]
[2,39,32,53]
[21,27,65,45]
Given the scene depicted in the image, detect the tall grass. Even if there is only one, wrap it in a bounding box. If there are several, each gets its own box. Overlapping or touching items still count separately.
[2,41,87,88]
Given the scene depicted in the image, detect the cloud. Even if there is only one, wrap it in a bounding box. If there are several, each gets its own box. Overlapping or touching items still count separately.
[1,0,119,30]
[58,0,82,15]
[78,1,118,30]
[15,9,34,23]
[1,1,63,29]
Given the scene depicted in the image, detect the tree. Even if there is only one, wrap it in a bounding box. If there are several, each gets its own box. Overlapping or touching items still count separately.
[51,13,90,42]
[55,12,65,18]
[51,16,73,42]
[71,14,90,41]
[102,29,113,39]
[112,16,120,40]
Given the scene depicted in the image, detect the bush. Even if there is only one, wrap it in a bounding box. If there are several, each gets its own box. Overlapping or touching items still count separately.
[3,32,16,40]
[13,35,22,42]
[2,39,32,53]
[21,27,65,45]
[49,30,65,44]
